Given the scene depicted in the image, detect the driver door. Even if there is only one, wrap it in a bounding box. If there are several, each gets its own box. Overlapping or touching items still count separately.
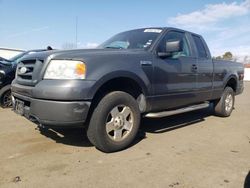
[152,30,198,111]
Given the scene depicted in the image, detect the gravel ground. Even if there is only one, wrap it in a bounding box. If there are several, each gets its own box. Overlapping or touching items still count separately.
[0,82,249,188]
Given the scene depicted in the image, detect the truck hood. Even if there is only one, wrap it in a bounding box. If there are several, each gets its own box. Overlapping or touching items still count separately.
[20,48,145,61]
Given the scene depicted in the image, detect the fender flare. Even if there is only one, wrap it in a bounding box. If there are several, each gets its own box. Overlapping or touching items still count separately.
[223,74,238,89]
[88,71,149,99]
[0,84,11,98]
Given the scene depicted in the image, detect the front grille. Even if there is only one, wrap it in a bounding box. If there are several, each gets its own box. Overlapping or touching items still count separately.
[16,59,44,86]
[17,60,36,80]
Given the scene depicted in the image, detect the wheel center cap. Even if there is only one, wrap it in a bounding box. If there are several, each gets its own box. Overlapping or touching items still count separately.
[114,116,124,129]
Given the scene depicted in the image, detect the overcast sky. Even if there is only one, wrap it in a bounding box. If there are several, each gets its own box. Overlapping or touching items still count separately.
[0,0,249,57]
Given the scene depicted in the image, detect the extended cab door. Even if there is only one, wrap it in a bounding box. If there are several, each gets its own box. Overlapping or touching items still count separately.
[190,34,213,102]
[151,30,198,111]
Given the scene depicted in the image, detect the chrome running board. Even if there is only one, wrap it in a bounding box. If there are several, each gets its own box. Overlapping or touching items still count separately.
[145,102,210,118]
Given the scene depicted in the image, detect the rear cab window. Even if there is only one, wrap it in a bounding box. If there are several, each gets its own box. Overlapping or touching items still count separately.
[192,35,208,58]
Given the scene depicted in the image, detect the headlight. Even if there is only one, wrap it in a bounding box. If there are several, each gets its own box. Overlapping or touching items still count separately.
[0,70,5,76]
[0,70,5,79]
[44,60,86,79]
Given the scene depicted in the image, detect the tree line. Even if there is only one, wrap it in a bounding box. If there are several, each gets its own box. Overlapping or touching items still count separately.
[214,52,250,64]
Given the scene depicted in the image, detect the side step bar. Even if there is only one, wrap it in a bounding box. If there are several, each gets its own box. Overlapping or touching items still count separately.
[145,102,210,118]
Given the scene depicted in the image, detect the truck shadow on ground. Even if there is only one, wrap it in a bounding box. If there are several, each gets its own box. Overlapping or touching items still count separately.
[38,127,93,147]
[141,106,213,134]
[38,105,213,148]
[245,171,250,188]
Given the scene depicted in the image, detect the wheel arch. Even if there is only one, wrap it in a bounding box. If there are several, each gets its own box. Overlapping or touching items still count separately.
[0,84,11,97]
[86,72,149,123]
[88,71,149,99]
[224,75,237,92]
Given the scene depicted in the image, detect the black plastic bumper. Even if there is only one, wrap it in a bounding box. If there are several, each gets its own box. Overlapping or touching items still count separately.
[12,92,91,127]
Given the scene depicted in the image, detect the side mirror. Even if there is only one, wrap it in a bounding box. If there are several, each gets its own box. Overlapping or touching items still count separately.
[158,40,182,58]
[166,40,182,53]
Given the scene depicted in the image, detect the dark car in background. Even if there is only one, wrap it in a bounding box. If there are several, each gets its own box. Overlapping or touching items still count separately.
[0,57,10,62]
[0,49,52,107]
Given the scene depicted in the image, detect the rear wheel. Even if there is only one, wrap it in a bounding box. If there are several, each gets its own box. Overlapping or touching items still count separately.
[214,87,235,117]
[0,90,12,108]
[87,91,141,152]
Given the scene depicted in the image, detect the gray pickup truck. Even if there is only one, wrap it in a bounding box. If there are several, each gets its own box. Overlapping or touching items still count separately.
[12,27,244,152]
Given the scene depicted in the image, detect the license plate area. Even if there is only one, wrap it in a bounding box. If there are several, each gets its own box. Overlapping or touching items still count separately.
[14,99,25,116]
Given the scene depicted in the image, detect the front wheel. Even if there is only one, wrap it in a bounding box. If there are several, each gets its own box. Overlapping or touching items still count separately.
[87,91,141,152]
[214,87,235,117]
[0,90,12,108]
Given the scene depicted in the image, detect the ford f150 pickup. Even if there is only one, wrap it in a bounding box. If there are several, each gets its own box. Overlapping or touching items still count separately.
[11,27,244,152]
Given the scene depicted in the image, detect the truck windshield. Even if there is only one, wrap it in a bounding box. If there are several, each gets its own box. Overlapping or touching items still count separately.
[99,28,162,50]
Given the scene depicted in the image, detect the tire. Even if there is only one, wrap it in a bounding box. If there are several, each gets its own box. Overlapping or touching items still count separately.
[0,90,12,108]
[87,91,141,152]
[214,87,235,117]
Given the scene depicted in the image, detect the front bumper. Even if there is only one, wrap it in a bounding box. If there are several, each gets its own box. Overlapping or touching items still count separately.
[12,92,91,127]
[11,79,97,127]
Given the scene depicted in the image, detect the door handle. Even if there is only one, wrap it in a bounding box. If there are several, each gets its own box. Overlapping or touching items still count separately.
[140,61,152,66]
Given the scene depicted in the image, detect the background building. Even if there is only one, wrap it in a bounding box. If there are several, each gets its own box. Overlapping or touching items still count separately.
[0,47,24,59]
